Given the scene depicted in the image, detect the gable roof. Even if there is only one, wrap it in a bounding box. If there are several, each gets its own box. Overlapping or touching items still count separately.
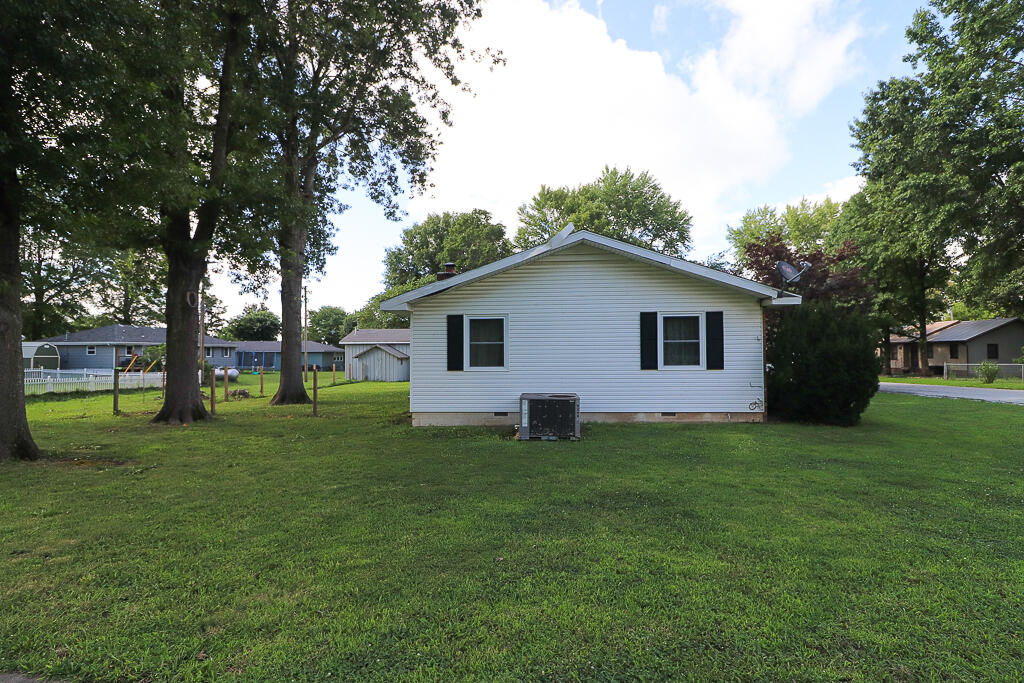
[891,320,960,344]
[380,230,800,311]
[353,343,410,360]
[41,324,234,347]
[340,328,411,344]
[928,318,1021,342]
[232,340,341,353]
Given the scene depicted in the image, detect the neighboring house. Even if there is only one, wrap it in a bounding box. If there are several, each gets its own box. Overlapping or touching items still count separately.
[233,341,343,371]
[380,227,800,426]
[887,320,960,373]
[887,318,1024,375]
[38,324,236,369]
[339,328,411,381]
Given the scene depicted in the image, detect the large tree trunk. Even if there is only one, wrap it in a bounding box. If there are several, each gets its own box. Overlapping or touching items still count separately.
[152,215,209,424]
[917,315,929,377]
[883,328,892,376]
[271,208,311,405]
[0,48,40,460]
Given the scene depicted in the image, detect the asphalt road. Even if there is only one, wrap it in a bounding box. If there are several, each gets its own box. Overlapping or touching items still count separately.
[878,382,1024,405]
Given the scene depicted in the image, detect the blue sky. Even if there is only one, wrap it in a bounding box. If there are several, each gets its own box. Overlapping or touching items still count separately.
[214,0,921,316]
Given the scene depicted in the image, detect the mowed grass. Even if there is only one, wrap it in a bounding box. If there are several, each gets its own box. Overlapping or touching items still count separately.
[3,379,1024,681]
[882,375,1024,390]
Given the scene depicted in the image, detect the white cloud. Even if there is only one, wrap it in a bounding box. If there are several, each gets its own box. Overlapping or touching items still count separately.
[652,4,671,35]
[408,0,860,256]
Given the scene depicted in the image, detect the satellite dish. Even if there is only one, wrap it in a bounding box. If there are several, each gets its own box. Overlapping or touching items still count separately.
[776,260,811,290]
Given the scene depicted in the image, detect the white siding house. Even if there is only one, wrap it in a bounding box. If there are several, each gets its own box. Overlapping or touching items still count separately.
[381,228,800,426]
[339,329,411,381]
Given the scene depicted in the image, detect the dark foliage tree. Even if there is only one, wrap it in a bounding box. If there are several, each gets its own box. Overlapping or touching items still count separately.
[767,303,880,426]
[309,306,357,346]
[222,304,281,341]
[384,210,512,288]
[260,1,496,406]
[20,226,101,340]
[0,0,119,459]
[94,249,167,326]
[515,166,693,256]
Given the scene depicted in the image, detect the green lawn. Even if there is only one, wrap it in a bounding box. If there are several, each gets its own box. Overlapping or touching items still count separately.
[881,375,1024,390]
[3,380,1024,681]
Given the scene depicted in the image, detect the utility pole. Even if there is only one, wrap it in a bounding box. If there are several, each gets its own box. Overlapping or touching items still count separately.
[303,284,309,383]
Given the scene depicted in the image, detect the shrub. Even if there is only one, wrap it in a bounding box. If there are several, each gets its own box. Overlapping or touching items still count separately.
[977,361,999,384]
[766,302,879,426]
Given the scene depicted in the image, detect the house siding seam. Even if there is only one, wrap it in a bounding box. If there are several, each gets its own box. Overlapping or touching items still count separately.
[407,244,765,415]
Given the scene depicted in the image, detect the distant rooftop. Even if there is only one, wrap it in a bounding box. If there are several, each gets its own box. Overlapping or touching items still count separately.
[339,328,410,345]
[41,324,233,346]
[929,318,1020,342]
[233,340,341,353]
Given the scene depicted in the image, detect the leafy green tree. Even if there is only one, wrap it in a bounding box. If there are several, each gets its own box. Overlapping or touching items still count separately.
[20,226,101,340]
[309,306,357,346]
[353,276,434,330]
[202,287,229,339]
[728,197,842,269]
[1,0,120,459]
[901,1,1024,316]
[384,210,512,288]
[94,249,167,326]
[514,166,693,257]
[222,305,281,341]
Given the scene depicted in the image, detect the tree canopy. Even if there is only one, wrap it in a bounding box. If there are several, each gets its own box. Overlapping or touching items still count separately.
[727,198,843,269]
[309,306,357,346]
[384,210,512,288]
[514,166,693,257]
[222,305,281,341]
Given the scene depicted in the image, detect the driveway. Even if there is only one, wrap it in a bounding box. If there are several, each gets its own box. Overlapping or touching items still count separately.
[879,382,1024,405]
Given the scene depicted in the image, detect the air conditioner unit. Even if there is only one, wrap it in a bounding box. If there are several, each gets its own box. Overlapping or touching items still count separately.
[518,393,581,440]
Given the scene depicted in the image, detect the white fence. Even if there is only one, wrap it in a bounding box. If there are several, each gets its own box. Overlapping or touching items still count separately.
[944,363,1024,380]
[23,368,163,396]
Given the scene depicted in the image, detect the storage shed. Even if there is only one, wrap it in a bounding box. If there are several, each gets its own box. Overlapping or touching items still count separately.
[339,328,411,381]
[22,342,61,369]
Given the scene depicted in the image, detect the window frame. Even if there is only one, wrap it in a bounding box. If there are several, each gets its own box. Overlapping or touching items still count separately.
[464,314,508,371]
[949,343,959,359]
[222,347,230,358]
[205,346,213,358]
[657,312,705,370]
[86,345,96,355]
[987,343,999,360]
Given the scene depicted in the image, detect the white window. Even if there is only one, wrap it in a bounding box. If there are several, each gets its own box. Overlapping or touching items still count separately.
[466,316,507,369]
[125,346,134,356]
[205,347,213,358]
[222,347,230,358]
[86,345,96,355]
[660,314,702,368]
[333,353,344,362]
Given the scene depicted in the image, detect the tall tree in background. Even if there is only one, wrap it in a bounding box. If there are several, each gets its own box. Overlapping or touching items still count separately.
[0,0,115,460]
[20,227,101,340]
[88,0,274,424]
[222,304,281,341]
[515,166,693,257]
[898,1,1024,316]
[384,210,512,288]
[309,305,357,346]
[94,249,167,326]
[727,198,842,269]
[261,1,496,406]
[852,73,957,370]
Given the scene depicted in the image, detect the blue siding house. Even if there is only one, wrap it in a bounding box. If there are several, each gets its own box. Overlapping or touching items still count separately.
[234,341,343,370]
[39,324,237,369]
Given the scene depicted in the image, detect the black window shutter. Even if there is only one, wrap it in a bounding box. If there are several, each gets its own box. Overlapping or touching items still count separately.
[447,315,464,371]
[640,312,658,369]
[706,311,724,370]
